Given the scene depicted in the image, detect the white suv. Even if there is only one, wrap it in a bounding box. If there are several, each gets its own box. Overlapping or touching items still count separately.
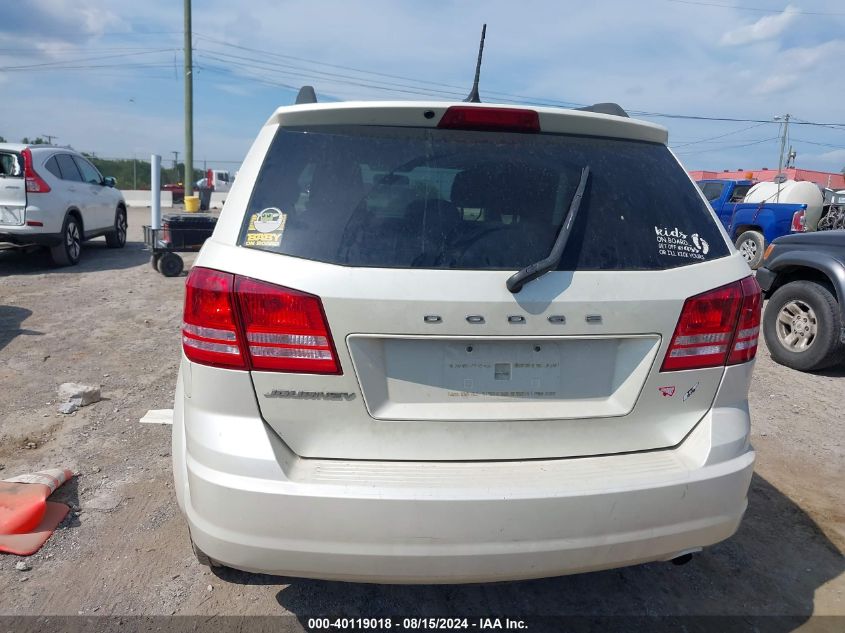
[0,143,127,265]
[173,101,761,583]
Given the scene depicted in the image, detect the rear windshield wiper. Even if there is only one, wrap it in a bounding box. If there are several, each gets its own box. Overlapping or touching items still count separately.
[506,165,591,294]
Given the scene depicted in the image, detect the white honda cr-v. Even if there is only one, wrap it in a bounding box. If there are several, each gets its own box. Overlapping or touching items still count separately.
[0,143,127,265]
[172,100,760,583]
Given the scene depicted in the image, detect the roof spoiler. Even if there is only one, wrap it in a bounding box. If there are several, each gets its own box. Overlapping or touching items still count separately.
[295,85,318,105]
[575,102,629,118]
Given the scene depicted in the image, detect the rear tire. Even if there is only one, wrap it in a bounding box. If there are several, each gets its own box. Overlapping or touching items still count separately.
[763,280,844,371]
[191,540,221,569]
[158,252,184,277]
[735,230,765,269]
[105,206,127,248]
[49,215,82,266]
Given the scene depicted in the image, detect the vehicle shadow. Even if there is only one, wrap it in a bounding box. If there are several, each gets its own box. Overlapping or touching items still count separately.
[813,364,845,377]
[0,305,42,352]
[203,473,845,630]
[0,239,151,276]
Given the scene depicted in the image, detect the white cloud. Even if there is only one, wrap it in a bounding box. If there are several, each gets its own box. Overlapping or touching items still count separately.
[720,5,800,47]
[805,149,845,167]
[748,73,798,96]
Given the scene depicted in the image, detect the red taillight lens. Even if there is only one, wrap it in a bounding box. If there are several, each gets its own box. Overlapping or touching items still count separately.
[661,275,762,371]
[437,106,540,133]
[181,267,340,374]
[182,268,246,369]
[235,276,340,374]
[791,208,807,232]
[22,148,51,193]
[727,276,762,365]
[661,282,742,371]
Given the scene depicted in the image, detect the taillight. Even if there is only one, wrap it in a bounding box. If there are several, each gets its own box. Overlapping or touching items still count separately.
[727,276,762,365]
[791,208,807,232]
[661,276,760,371]
[22,148,51,193]
[437,106,540,133]
[182,268,246,369]
[181,267,340,374]
[235,276,340,374]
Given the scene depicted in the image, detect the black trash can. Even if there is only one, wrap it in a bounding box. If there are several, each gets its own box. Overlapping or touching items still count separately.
[198,186,213,211]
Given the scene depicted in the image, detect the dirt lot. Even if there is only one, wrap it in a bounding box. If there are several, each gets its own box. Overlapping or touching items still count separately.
[0,206,842,629]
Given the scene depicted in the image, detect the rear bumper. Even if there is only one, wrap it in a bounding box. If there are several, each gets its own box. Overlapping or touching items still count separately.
[0,231,62,247]
[173,362,756,584]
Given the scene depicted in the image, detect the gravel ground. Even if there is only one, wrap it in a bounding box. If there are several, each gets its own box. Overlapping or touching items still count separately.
[0,207,842,629]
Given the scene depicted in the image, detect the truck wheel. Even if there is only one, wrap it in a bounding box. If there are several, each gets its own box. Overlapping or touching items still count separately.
[158,252,184,277]
[763,280,844,371]
[735,231,765,269]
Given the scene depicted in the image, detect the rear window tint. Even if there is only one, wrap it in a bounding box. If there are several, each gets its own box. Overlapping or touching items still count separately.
[240,125,729,270]
[44,156,61,179]
[55,154,83,182]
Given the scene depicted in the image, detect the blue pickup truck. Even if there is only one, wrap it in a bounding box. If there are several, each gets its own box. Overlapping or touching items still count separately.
[697,179,807,269]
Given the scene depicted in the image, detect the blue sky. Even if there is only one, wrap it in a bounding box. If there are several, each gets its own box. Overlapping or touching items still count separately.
[1,0,844,175]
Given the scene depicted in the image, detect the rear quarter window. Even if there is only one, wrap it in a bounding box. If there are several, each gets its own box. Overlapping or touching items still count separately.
[240,125,729,270]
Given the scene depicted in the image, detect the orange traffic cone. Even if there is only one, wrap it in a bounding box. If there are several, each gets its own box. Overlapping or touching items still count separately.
[0,469,73,556]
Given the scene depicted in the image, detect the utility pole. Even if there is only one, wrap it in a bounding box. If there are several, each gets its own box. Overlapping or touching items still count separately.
[775,113,790,202]
[184,0,194,197]
[42,134,57,144]
[172,150,179,182]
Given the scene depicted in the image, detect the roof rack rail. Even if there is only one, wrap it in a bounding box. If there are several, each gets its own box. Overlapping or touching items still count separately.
[295,86,318,105]
[575,103,629,118]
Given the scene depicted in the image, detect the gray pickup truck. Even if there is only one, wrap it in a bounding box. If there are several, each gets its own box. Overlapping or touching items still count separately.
[757,231,845,371]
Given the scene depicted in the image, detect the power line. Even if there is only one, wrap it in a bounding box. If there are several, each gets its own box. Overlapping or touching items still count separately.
[666,0,845,16]
[0,48,177,71]
[669,121,771,147]
[193,32,585,107]
[673,136,780,155]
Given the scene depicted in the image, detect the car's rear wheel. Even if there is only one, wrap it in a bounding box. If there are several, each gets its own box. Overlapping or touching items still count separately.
[735,230,765,269]
[191,539,221,568]
[105,206,127,248]
[763,280,844,371]
[49,214,82,266]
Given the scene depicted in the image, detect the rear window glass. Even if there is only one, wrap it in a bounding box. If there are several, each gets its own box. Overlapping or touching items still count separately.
[698,181,725,202]
[240,125,729,270]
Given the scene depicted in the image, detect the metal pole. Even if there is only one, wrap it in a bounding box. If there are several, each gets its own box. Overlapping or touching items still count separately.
[133,156,137,190]
[776,113,789,203]
[184,0,194,197]
[151,154,162,230]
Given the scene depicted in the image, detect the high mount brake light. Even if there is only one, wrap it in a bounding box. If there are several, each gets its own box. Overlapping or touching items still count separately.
[182,267,340,374]
[437,106,540,133]
[661,276,761,372]
[21,149,51,194]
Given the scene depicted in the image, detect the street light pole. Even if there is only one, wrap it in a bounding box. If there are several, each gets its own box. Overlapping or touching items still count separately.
[184,0,194,197]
